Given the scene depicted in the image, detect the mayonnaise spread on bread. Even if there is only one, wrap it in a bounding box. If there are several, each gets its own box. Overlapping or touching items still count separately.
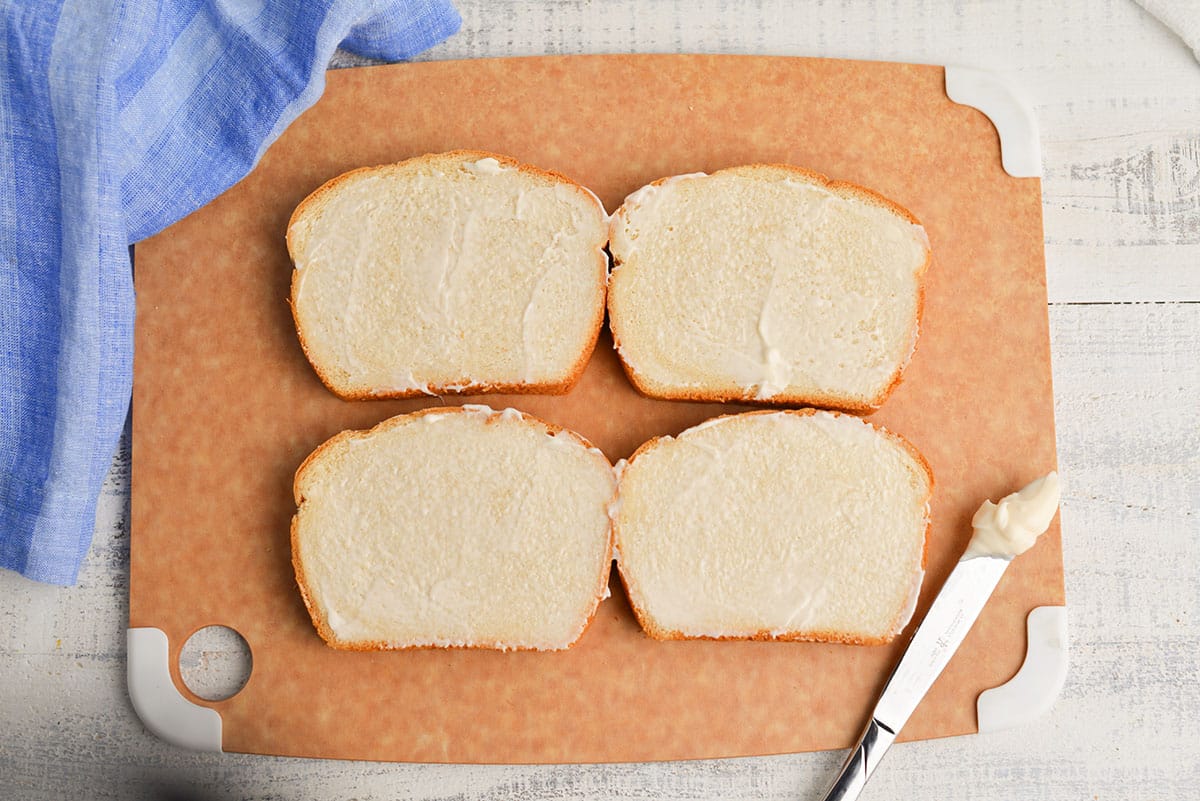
[607,166,929,409]
[608,172,707,258]
[289,152,608,398]
[963,472,1060,560]
[293,407,617,650]
[464,156,508,175]
[613,410,931,641]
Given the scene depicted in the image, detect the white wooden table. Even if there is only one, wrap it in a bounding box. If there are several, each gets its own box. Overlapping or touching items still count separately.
[3,2,1198,798]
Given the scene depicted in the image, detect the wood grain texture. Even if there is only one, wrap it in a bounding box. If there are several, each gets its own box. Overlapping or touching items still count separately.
[2,0,1198,797]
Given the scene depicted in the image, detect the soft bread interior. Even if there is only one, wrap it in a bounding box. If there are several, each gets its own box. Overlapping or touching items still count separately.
[608,166,930,410]
[292,406,617,651]
[288,152,608,398]
[614,410,931,643]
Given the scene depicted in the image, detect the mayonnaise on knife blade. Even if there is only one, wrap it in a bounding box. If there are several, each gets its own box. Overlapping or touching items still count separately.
[963,472,1060,560]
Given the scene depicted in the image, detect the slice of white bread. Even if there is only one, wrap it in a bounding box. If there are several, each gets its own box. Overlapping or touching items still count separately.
[291,406,617,651]
[612,410,932,644]
[607,166,931,412]
[287,151,609,400]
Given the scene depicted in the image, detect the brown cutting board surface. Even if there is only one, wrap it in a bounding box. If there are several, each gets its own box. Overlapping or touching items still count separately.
[131,54,1062,763]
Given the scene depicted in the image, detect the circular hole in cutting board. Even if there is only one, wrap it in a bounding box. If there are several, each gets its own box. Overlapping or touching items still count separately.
[179,625,253,701]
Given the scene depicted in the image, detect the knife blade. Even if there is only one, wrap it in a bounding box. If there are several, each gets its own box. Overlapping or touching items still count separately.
[819,471,1060,801]
[819,554,1013,801]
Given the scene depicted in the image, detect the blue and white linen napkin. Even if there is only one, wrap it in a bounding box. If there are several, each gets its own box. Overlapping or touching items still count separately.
[0,0,459,585]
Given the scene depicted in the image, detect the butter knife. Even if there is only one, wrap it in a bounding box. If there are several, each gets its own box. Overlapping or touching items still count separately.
[819,472,1061,801]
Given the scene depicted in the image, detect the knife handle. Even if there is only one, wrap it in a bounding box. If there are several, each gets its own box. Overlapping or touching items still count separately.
[818,718,898,801]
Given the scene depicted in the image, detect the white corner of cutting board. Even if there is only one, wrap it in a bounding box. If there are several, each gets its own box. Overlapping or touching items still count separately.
[976,605,1068,733]
[127,627,223,752]
[944,66,1041,178]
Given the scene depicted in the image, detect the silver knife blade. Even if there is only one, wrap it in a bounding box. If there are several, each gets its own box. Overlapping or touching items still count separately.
[872,554,1011,730]
[820,554,1013,801]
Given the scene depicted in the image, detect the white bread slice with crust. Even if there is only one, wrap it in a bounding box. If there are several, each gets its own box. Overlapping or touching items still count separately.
[291,406,617,651]
[607,165,931,412]
[287,151,609,400]
[612,409,932,645]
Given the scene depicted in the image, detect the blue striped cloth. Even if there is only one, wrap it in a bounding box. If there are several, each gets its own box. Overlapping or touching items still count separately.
[0,1,460,585]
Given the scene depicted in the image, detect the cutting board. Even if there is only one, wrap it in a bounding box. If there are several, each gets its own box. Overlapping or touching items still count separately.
[130,54,1063,763]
